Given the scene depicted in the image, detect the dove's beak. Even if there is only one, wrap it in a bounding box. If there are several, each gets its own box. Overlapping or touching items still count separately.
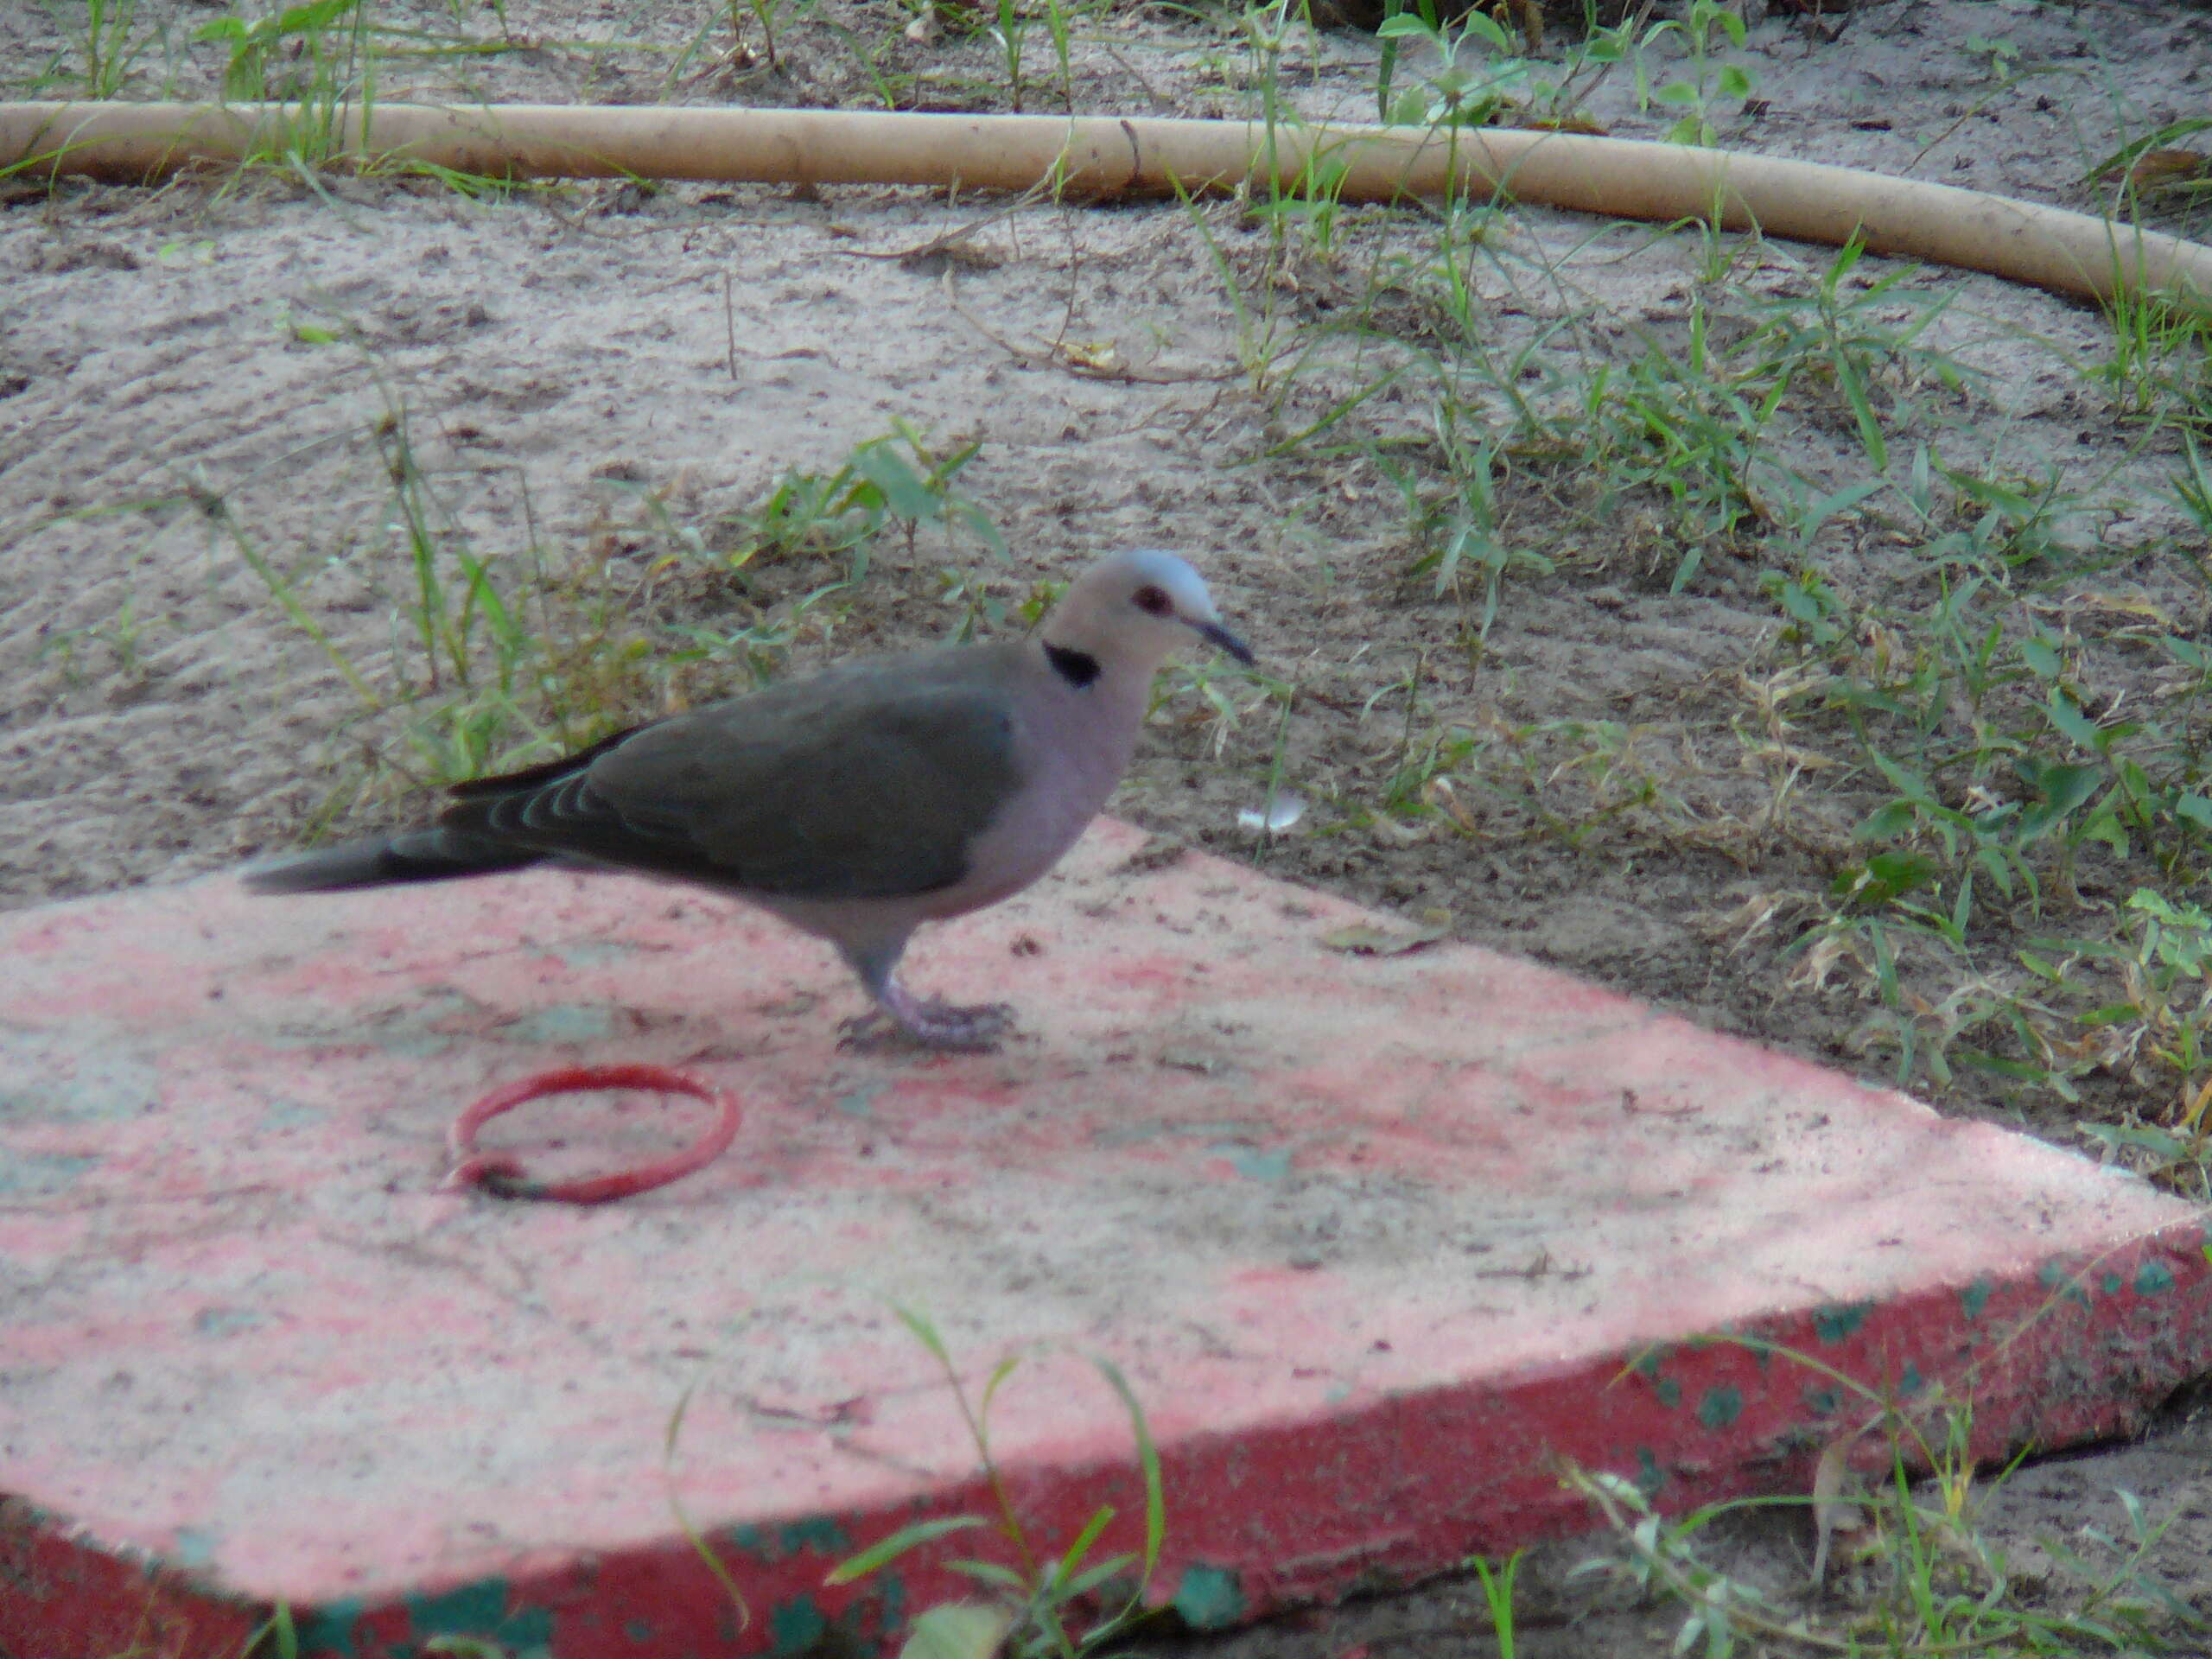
[1196,620,1255,666]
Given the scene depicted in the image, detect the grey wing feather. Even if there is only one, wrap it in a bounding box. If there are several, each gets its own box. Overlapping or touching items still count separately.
[440,651,1026,900]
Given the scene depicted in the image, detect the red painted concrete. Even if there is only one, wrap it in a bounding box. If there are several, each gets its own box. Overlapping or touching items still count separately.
[2,819,2208,1658]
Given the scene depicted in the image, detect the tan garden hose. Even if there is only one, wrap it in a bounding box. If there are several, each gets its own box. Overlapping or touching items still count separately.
[4,100,2207,314]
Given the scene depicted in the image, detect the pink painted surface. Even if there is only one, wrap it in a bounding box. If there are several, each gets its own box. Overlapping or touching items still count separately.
[2,819,2208,1657]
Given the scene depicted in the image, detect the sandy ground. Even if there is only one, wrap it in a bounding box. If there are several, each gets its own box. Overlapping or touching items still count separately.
[5,0,2212,1649]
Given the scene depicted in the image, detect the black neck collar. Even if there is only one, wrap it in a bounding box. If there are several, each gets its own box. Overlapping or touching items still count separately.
[1044,641,1101,688]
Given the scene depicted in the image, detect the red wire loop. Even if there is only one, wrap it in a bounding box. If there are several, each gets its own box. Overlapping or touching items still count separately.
[443,1064,743,1204]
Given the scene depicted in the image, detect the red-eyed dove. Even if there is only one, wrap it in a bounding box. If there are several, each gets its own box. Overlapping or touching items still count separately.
[247,550,1253,1049]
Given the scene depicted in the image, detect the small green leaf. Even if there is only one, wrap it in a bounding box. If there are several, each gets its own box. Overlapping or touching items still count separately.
[275,0,361,38]
[1386,90,1429,126]
[854,444,940,523]
[1833,849,1939,909]
[2078,1122,2190,1160]
[1461,10,1513,50]
[952,500,1007,559]
[1065,1552,1140,1597]
[826,1517,989,1586]
[1807,475,1884,533]
[2162,635,2212,672]
[1855,800,1918,840]
[2013,759,2104,842]
[1868,850,1938,897]
[2045,692,2107,752]
[1049,1505,1116,1589]
[1779,582,1827,626]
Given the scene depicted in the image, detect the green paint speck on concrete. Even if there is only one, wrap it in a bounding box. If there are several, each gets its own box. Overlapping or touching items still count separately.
[781,1516,852,1555]
[2038,1262,2092,1306]
[257,1098,326,1130]
[626,1618,657,1642]
[193,1307,265,1338]
[1652,1375,1681,1409]
[504,1004,618,1046]
[295,1598,365,1657]
[553,940,633,969]
[1632,1446,1664,1498]
[1802,1385,1841,1415]
[1697,1385,1743,1429]
[406,1579,554,1649]
[876,1572,908,1630]
[1174,1566,1247,1630]
[771,1593,829,1655]
[0,1152,98,1195]
[2135,1261,2176,1295]
[836,1081,890,1118]
[2101,1273,2124,1295]
[1813,1302,1869,1343]
[1960,1277,1993,1320]
[721,1517,851,1564]
[408,1580,507,1630]
[1211,1144,1291,1182]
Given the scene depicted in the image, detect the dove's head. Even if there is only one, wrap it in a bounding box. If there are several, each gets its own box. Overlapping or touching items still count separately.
[1044,550,1254,682]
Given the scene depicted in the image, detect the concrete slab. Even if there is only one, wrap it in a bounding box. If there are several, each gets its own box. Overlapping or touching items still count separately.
[3,819,2208,1659]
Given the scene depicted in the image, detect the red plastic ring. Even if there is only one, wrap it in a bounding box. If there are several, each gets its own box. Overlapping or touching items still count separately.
[443,1064,743,1204]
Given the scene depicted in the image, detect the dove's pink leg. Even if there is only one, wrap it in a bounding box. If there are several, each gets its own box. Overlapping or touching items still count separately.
[869,976,1014,1050]
[838,941,1012,1051]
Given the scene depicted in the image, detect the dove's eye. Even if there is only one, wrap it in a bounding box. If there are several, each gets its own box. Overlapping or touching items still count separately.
[1135,585,1173,616]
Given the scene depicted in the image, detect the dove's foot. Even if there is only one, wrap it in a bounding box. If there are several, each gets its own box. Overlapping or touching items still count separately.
[843,981,1014,1052]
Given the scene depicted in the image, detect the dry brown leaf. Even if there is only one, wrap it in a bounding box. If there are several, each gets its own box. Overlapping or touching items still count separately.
[1321,910,1452,957]
[1709,891,1789,954]
[1740,741,1836,772]
[1057,340,1123,372]
[1524,114,1607,136]
[1809,1434,1865,1586]
[1788,931,1853,993]
[1367,814,1429,847]
[2122,149,2209,192]
[1421,776,1477,830]
[1503,0,1542,52]
[2071,592,2177,628]
[2179,1073,2212,1134]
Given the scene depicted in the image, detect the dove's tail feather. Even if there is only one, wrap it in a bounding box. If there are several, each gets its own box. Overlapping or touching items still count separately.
[244,830,545,893]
